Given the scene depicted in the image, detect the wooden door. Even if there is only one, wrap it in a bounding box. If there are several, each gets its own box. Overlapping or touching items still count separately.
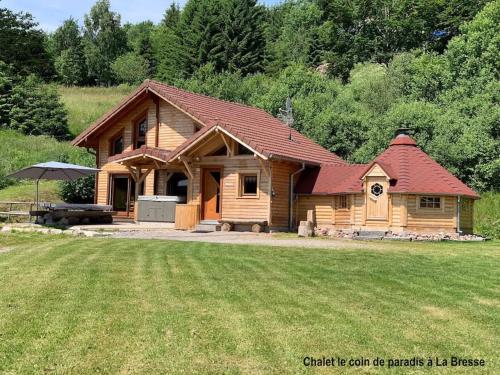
[202,168,221,220]
[111,175,134,215]
[366,176,388,220]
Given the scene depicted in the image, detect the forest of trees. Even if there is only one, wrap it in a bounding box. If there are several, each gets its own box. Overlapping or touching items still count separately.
[0,0,498,191]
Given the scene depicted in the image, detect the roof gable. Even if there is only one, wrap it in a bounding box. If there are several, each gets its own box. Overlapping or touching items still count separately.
[72,80,343,166]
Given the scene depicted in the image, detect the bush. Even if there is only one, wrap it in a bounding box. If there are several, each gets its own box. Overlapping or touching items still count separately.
[60,175,95,203]
[474,192,500,239]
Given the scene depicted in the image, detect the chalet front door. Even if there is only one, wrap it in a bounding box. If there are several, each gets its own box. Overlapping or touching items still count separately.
[202,168,221,220]
[366,176,388,221]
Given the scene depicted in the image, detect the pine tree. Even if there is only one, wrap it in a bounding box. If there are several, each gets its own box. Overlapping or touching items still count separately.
[162,3,181,29]
[176,0,225,75]
[222,0,265,75]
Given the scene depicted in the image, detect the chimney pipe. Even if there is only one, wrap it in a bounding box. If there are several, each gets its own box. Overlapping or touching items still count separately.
[395,127,411,137]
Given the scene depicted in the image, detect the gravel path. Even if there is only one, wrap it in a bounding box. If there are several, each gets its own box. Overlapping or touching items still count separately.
[110,230,381,250]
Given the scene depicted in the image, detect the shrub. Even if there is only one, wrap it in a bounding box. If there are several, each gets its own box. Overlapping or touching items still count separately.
[60,175,95,203]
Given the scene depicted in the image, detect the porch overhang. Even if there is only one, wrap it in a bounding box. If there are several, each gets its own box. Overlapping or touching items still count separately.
[108,146,172,168]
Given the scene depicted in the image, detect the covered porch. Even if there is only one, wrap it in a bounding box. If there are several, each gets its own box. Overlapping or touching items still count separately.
[107,146,197,228]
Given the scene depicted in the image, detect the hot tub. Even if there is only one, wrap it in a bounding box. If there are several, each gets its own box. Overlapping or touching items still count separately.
[136,195,186,222]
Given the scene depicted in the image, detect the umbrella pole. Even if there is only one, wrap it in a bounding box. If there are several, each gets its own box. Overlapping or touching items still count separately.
[36,178,40,210]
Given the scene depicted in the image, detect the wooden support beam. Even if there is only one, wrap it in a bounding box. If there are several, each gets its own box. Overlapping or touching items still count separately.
[164,172,174,184]
[257,157,270,177]
[138,168,153,185]
[178,156,193,178]
[154,97,160,148]
[125,166,139,182]
[220,133,232,156]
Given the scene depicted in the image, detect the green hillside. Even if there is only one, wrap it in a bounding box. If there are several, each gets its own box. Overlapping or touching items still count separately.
[0,86,130,203]
[60,85,133,137]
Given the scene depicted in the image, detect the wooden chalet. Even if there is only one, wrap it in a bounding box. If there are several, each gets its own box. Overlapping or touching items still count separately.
[73,80,478,234]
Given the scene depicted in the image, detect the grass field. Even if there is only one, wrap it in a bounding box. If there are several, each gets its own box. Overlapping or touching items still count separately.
[59,85,133,137]
[0,234,498,374]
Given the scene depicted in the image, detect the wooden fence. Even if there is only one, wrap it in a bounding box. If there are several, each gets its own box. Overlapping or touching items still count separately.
[174,204,200,230]
[0,201,36,222]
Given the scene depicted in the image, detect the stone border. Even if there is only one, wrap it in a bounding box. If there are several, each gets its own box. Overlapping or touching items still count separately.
[1,224,111,238]
[313,227,487,242]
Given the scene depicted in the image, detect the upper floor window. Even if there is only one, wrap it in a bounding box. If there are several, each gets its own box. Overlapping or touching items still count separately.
[110,133,123,156]
[419,196,441,209]
[134,117,147,149]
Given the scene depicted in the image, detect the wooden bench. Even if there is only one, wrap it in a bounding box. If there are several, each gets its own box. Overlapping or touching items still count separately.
[220,220,268,233]
[31,209,116,225]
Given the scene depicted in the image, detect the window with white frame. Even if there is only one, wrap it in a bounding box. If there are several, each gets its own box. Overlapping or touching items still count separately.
[419,196,441,209]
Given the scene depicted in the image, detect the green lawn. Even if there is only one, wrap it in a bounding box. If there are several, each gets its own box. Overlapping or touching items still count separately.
[0,234,498,374]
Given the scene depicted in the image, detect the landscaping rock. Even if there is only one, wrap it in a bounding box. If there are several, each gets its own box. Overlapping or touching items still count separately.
[298,221,314,237]
[221,222,233,232]
[1,226,12,233]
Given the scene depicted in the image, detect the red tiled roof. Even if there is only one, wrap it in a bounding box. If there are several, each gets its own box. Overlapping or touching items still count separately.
[108,145,171,164]
[376,134,479,198]
[148,81,344,165]
[296,164,367,194]
[73,80,343,166]
[297,134,479,198]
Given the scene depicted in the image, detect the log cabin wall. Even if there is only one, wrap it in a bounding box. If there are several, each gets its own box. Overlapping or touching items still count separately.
[96,99,153,204]
[459,197,474,234]
[406,195,457,232]
[269,161,297,229]
[96,97,198,205]
[297,195,355,229]
[188,156,270,222]
[297,192,463,234]
[156,100,197,150]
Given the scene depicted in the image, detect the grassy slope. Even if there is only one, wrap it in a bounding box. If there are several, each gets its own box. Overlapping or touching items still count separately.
[0,181,61,203]
[0,234,498,374]
[60,85,133,137]
[0,130,92,204]
[0,86,131,203]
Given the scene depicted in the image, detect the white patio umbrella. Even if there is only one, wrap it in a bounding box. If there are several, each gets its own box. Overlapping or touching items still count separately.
[7,162,100,209]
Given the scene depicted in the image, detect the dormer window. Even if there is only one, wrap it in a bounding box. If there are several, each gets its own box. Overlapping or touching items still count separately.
[134,117,147,149]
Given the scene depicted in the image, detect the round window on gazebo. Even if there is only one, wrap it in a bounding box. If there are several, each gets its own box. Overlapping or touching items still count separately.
[370,183,383,197]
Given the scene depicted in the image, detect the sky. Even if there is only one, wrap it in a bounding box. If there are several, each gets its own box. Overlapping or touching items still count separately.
[3,0,283,32]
